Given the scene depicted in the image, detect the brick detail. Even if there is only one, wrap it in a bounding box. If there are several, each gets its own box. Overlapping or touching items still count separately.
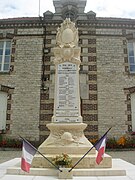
[11,56,15,62]
[39,125,49,131]
[124,57,128,63]
[89,84,97,91]
[89,94,97,100]
[44,65,50,71]
[124,88,133,132]
[83,114,98,121]
[127,115,131,121]
[6,114,11,120]
[44,56,50,61]
[124,48,127,54]
[7,104,11,110]
[0,85,9,93]
[88,74,97,81]
[10,65,14,72]
[127,104,131,111]
[88,39,96,44]
[6,124,10,131]
[128,125,132,132]
[128,87,135,94]
[125,66,129,72]
[41,93,49,100]
[40,114,52,121]
[11,47,15,54]
[8,94,12,100]
[40,103,53,110]
[46,39,51,44]
[10,39,16,73]
[82,104,97,110]
[88,65,97,71]
[80,65,83,71]
[88,56,96,62]
[88,47,96,53]
[41,74,50,81]
[85,125,98,132]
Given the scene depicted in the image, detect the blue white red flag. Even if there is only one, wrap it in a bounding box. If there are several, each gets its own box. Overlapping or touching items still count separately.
[95,134,107,165]
[68,127,111,172]
[21,140,37,173]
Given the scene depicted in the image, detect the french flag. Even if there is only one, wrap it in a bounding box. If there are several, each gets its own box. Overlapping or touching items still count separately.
[21,139,37,173]
[95,134,107,165]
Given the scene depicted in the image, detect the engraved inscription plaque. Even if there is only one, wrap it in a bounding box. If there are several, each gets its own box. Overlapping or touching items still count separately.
[54,62,81,122]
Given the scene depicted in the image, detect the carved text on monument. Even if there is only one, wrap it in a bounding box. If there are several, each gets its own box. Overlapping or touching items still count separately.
[56,62,79,119]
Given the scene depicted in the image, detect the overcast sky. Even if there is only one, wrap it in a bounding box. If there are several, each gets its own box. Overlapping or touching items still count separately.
[0,0,135,19]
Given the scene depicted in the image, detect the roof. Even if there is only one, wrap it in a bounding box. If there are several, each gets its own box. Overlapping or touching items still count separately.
[0,16,135,26]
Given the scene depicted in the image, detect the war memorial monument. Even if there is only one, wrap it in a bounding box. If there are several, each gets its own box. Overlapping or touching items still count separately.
[7,18,126,179]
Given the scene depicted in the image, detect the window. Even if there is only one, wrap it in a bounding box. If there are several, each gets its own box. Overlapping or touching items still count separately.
[128,42,135,73]
[0,91,7,130]
[131,93,135,131]
[0,40,11,72]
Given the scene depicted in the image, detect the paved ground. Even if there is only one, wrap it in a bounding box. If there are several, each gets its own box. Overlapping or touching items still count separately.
[0,150,21,164]
[0,149,135,165]
[0,158,135,180]
[107,150,135,165]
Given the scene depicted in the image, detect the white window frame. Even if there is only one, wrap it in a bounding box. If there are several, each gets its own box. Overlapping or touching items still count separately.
[0,40,11,72]
[131,93,135,132]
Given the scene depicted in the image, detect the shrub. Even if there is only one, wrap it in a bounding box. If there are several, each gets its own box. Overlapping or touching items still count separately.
[0,136,22,149]
[106,135,135,149]
[106,137,119,149]
[90,135,135,149]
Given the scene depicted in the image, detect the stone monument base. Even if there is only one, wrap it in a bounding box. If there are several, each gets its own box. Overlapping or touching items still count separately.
[7,159,126,177]
[32,153,112,169]
[32,123,112,169]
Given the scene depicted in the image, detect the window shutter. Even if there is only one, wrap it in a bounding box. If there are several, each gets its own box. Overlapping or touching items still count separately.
[0,92,7,130]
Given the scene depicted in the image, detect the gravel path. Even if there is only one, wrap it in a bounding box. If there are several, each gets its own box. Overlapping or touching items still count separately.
[0,150,135,165]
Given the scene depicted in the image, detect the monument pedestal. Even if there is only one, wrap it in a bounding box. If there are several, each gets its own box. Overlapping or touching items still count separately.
[32,123,112,169]
[38,123,93,153]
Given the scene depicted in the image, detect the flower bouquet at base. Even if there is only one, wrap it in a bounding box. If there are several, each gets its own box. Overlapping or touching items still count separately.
[52,153,72,168]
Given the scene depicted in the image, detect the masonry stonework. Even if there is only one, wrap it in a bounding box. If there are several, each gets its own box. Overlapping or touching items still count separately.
[1,0,135,142]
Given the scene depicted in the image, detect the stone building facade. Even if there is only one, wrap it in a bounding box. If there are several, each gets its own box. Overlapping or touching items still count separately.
[0,0,135,142]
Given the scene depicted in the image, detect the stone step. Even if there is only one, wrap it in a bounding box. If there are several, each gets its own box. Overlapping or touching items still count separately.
[32,153,112,168]
[7,166,126,177]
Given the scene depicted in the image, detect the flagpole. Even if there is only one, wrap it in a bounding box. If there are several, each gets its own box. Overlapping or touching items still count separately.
[19,136,62,172]
[38,0,40,17]
[68,127,112,172]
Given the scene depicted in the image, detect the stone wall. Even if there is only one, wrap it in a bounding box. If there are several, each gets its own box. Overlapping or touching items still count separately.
[1,18,135,141]
[0,28,43,141]
[96,30,135,138]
